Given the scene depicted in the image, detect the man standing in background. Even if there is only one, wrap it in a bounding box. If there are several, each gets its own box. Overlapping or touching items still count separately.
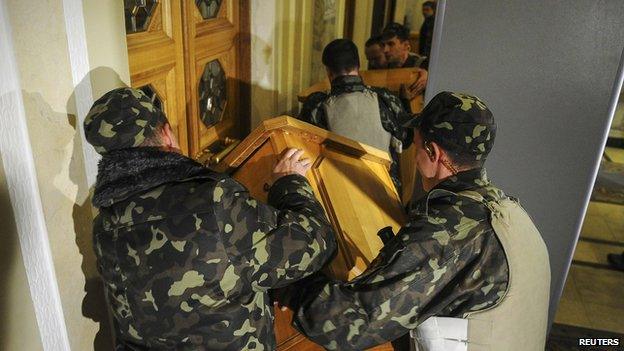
[382,22,424,69]
[381,22,429,100]
[418,1,437,69]
[365,35,388,70]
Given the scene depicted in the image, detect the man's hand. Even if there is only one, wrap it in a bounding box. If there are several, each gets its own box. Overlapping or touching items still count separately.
[271,148,312,184]
[400,68,428,100]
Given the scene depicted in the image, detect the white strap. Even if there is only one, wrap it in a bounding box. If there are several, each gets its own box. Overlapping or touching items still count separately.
[391,136,403,153]
[411,317,468,351]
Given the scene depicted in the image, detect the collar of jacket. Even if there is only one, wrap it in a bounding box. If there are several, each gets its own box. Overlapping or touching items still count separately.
[92,147,220,208]
[408,168,493,218]
[432,167,490,194]
[402,53,420,68]
[330,74,367,95]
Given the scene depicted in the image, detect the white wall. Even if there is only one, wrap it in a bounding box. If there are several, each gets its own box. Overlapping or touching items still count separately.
[352,0,374,69]
[0,155,44,351]
[0,0,70,348]
[402,0,428,33]
[0,4,51,349]
[250,0,279,128]
[250,0,314,126]
[2,0,129,349]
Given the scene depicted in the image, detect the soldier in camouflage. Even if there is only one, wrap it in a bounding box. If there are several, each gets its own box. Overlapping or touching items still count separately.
[379,22,429,101]
[298,39,413,194]
[84,87,337,350]
[288,91,511,350]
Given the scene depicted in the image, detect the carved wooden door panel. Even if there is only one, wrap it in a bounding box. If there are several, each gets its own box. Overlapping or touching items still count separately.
[125,0,250,160]
[125,0,189,155]
[182,0,249,160]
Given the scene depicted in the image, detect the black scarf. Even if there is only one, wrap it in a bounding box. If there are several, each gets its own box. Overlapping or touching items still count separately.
[92,147,222,208]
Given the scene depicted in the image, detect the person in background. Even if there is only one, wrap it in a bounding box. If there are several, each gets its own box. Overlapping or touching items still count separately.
[381,22,429,101]
[84,87,336,350]
[418,1,437,69]
[382,22,424,69]
[298,38,413,196]
[365,35,388,69]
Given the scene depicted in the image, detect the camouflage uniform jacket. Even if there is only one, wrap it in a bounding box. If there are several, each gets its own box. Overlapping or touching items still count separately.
[292,168,509,350]
[91,147,336,350]
[298,75,413,193]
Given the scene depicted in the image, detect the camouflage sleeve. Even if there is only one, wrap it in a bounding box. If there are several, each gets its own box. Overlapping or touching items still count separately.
[212,175,336,290]
[373,87,414,147]
[292,218,496,350]
[400,96,413,114]
[298,92,329,129]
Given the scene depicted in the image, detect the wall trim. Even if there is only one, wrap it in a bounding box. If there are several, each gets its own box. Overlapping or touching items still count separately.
[424,0,445,104]
[0,2,71,350]
[351,0,374,69]
[274,0,314,116]
[62,0,99,187]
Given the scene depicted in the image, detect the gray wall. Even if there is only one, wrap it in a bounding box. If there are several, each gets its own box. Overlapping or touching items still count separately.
[427,0,624,322]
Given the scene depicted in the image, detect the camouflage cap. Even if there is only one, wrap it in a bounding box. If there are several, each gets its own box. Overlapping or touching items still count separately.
[84,87,167,154]
[405,91,496,161]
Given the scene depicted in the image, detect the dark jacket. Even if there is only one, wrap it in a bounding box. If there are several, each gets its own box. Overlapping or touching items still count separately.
[291,168,509,350]
[91,147,336,350]
[418,16,435,69]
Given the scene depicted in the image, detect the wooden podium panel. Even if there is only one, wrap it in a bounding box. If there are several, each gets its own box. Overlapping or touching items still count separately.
[217,117,404,350]
[298,68,426,205]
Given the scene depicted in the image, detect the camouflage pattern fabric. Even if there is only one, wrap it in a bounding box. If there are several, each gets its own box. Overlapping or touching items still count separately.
[298,75,413,194]
[91,147,337,350]
[290,168,509,350]
[401,52,426,69]
[84,87,167,154]
[406,91,496,162]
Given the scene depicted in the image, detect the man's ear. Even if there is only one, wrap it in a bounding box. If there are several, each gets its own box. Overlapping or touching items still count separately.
[403,40,412,52]
[429,141,444,163]
[160,123,177,149]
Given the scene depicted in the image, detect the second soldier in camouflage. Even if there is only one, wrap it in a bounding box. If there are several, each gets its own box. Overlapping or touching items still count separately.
[288,91,510,350]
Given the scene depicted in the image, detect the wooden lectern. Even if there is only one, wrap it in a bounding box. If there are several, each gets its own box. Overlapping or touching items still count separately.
[217,117,406,350]
[297,67,425,205]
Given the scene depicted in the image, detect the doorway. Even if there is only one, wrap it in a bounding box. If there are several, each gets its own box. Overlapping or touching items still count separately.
[123,0,251,161]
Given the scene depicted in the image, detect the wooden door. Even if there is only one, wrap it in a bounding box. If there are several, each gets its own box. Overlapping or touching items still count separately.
[125,0,189,155]
[125,0,250,160]
[182,0,250,159]
[218,117,404,351]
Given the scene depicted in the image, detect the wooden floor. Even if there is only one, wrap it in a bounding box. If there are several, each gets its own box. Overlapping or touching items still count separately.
[553,147,624,334]
[546,323,624,351]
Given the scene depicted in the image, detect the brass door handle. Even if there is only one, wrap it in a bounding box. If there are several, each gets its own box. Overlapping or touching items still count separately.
[211,139,240,164]
[194,137,240,166]
[195,148,214,165]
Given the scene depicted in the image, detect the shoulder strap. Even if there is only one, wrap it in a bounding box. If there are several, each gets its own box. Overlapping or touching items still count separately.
[424,188,515,228]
